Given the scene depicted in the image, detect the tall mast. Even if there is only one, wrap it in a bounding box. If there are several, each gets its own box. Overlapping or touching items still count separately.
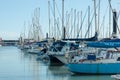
[48,1,50,38]
[80,11,82,38]
[98,0,100,34]
[37,8,40,41]
[74,9,76,38]
[24,22,26,42]
[71,8,73,38]
[53,0,56,38]
[109,0,111,37]
[94,0,97,32]
[113,9,117,38]
[62,0,65,39]
[77,11,80,38]
[88,6,90,38]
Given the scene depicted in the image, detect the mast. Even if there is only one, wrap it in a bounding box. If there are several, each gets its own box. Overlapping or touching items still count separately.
[28,21,31,41]
[77,11,80,38]
[48,1,50,38]
[37,8,40,41]
[62,0,65,39]
[80,11,82,38]
[53,0,56,38]
[71,8,73,38]
[109,0,111,37]
[24,22,26,42]
[94,0,97,33]
[113,9,117,38]
[98,0,100,34]
[88,6,90,38]
[74,9,76,38]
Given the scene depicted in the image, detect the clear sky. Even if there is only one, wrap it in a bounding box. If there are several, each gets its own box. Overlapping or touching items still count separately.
[0,0,120,40]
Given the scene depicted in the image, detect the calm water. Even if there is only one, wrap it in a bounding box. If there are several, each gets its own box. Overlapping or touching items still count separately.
[0,46,114,80]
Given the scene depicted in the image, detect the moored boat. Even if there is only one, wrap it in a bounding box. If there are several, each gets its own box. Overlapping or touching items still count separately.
[111,74,120,80]
[47,40,79,64]
[66,44,120,74]
[27,40,48,54]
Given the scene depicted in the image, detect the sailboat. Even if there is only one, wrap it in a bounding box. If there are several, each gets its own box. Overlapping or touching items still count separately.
[47,40,79,64]
[67,39,120,74]
[66,0,120,74]
[67,46,120,74]
[62,32,98,42]
[86,8,120,48]
[48,0,98,65]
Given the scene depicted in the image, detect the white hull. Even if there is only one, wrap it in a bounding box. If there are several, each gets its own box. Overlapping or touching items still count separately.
[111,74,120,80]
[54,55,67,64]
[27,49,40,54]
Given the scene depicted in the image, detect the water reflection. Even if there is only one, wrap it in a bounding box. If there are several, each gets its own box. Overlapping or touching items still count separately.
[46,65,70,80]
[67,75,113,80]
[20,50,46,80]
[0,46,114,80]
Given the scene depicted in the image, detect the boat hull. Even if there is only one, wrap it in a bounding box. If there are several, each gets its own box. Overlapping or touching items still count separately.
[54,55,67,64]
[27,49,40,54]
[48,55,64,65]
[67,63,120,74]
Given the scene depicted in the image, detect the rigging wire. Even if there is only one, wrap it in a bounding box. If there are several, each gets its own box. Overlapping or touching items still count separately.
[77,9,88,38]
[99,5,108,38]
[85,11,94,38]
[55,1,62,21]
[77,0,100,38]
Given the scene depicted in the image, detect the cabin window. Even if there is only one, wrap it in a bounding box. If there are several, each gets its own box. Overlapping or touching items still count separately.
[87,53,96,60]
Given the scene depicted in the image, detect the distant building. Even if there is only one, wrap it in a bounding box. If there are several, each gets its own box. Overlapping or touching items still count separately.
[0,37,2,46]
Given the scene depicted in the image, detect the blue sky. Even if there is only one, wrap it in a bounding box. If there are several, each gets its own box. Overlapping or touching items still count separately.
[0,0,120,40]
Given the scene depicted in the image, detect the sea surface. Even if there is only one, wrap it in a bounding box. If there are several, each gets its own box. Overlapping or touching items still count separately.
[0,46,114,80]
